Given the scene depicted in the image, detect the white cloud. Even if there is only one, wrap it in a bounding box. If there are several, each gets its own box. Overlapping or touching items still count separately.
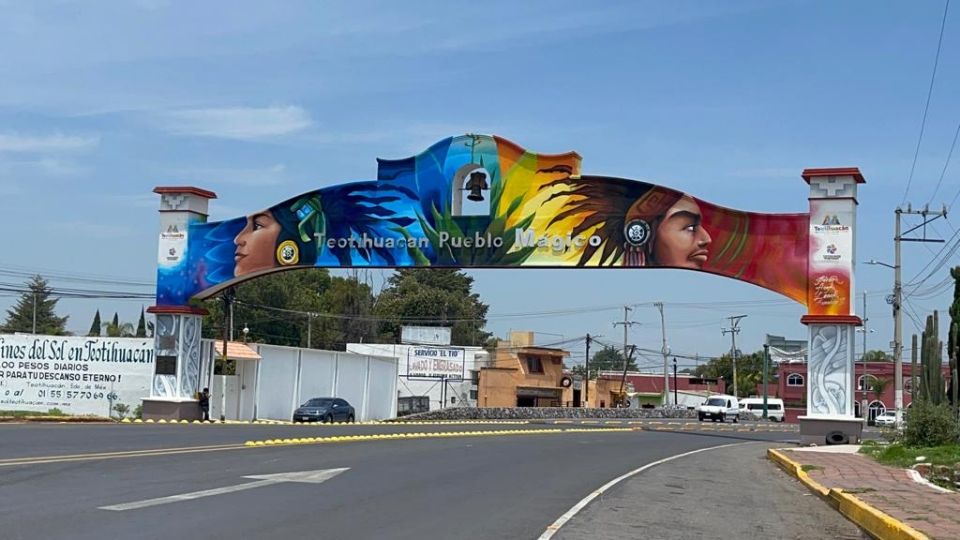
[0,132,99,152]
[158,105,312,140]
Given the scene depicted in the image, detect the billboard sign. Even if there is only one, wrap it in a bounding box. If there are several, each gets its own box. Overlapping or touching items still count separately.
[406,347,464,380]
[0,334,154,416]
[401,326,452,346]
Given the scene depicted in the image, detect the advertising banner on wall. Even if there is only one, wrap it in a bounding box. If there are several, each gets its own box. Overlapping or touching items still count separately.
[0,334,154,416]
[406,347,465,380]
[155,134,810,307]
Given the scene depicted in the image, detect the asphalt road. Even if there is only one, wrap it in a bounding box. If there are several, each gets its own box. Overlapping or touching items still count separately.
[555,442,866,540]
[0,423,801,540]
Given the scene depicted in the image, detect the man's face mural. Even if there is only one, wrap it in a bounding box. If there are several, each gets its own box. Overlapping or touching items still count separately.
[234,211,281,276]
[653,196,712,269]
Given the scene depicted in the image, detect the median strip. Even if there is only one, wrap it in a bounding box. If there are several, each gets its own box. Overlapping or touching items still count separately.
[242,427,638,448]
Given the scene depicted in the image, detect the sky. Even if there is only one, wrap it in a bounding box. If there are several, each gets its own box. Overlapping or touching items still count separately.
[0,0,958,371]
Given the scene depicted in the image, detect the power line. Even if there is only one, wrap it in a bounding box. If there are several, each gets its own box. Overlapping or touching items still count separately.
[902,0,952,204]
[930,118,960,203]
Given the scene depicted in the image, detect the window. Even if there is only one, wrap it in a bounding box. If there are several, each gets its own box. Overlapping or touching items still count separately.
[469,390,478,400]
[857,374,877,392]
[469,370,480,385]
[525,355,544,373]
[786,373,804,387]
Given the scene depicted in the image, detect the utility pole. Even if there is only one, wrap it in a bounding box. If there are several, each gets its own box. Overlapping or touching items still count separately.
[584,334,591,406]
[306,313,313,348]
[220,288,235,423]
[654,302,670,406]
[672,357,678,406]
[762,344,770,419]
[612,307,640,405]
[871,204,947,425]
[722,315,747,398]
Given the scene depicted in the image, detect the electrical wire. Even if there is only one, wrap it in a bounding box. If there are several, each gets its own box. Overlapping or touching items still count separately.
[902,0,952,204]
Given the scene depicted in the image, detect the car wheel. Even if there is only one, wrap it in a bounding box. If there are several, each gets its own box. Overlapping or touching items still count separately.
[733,415,739,424]
[698,414,704,422]
[347,414,355,423]
[325,414,334,424]
[720,413,726,423]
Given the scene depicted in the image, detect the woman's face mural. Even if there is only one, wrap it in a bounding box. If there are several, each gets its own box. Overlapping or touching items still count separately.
[234,211,281,276]
[653,196,712,269]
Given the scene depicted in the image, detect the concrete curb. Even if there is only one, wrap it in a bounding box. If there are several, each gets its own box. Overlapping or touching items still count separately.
[242,427,638,447]
[768,448,929,540]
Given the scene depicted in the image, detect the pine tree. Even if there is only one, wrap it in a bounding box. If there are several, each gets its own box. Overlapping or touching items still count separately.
[111,312,119,328]
[88,310,102,337]
[1,276,68,335]
[135,308,147,338]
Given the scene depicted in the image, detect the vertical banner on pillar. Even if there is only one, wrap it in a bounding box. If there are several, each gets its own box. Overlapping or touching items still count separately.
[178,316,202,399]
[808,200,854,316]
[808,324,854,416]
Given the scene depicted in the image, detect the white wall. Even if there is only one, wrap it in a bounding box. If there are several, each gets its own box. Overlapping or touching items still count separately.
[346,343,489,410]
[199,340,398,422]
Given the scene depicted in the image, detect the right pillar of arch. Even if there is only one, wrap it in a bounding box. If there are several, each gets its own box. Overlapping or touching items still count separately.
[798,168,865,445]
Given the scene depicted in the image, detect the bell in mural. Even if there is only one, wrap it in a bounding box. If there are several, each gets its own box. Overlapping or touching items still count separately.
[465,169,489,202]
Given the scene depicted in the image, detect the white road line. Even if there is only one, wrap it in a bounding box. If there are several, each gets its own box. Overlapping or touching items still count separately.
[537,442,752,540]
[99,468,349,511]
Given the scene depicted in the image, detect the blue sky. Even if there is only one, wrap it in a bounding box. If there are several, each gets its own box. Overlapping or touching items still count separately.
[0,0,957,369]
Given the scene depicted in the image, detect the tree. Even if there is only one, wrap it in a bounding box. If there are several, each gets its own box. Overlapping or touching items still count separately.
[1,276,68,335]
[692,350,777,398]
[572,347,638,379]
[862,350,891,362]
[202,269,378,350]
[135,308,147,338]
[374,269,492,346]
[102,315,135,337]
[88,310,102,337]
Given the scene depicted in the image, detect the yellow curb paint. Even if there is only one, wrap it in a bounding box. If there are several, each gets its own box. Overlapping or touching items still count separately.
[768,449,928,540]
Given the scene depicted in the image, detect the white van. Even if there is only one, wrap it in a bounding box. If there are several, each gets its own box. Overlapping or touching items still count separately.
[697,394,740,423]
[739,397,785,422]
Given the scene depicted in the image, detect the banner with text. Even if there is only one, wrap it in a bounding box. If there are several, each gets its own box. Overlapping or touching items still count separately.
[0,334,154,417]
[406,347,465,380]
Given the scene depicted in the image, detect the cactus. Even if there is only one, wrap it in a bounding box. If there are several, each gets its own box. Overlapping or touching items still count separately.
[919,311,944,405]
[950,266,960,411]
[951,322,959,412]
[912,334,918,405]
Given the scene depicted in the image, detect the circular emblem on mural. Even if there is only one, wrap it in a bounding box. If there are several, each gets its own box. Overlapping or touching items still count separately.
[276,240,300,266]
[624,219,652,247]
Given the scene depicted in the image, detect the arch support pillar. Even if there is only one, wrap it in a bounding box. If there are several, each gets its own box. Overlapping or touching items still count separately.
[143,186,216,420]
[798,168,865,445]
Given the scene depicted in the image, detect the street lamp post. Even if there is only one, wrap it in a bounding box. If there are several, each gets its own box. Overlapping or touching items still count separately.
[866,258,901,425]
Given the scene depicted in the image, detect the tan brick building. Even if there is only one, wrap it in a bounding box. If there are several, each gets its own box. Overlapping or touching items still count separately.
[478,331,571,407]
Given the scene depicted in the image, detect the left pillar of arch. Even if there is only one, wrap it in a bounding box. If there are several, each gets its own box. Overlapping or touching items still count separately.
[143,186,217,421]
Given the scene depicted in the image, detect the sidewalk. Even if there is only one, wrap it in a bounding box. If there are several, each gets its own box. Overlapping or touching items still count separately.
[770,446,960,540]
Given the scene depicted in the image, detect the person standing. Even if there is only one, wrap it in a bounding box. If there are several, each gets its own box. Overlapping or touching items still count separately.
[199,388,210,421]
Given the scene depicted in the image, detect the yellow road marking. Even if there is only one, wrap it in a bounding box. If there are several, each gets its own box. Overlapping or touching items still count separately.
[0,427,641,468]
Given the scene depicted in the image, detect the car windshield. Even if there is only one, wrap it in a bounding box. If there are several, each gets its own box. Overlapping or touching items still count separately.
[303,399,332,407]
[705,398,726,406]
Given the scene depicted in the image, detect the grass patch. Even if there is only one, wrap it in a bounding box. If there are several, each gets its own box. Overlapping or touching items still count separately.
[801,464,823,472]
[860,442,960,468]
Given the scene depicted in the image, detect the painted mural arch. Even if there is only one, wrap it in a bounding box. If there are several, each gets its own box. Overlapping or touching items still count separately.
[156,134,837,311]
[149,134,865,436]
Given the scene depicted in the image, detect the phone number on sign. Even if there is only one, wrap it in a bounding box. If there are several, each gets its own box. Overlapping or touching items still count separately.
[36,390,105,400]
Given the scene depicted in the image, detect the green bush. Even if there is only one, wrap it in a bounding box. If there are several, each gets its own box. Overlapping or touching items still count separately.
[133,403,143,420]
[47,408,64,416]
[112,402,130,420]
[901,401,960,447]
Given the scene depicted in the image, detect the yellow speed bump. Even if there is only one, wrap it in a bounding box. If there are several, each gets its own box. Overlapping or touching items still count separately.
[241,427,635,448]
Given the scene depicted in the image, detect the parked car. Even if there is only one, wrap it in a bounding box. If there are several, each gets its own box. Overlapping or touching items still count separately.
[697,394,740,423]
[739,397,785,422]
[874,411,897,427]
[293,397,355,423]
